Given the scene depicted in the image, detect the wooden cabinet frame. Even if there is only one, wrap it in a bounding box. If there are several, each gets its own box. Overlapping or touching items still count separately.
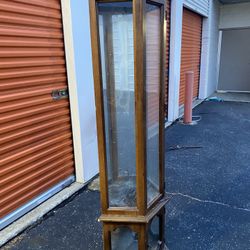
[89,0,168,249]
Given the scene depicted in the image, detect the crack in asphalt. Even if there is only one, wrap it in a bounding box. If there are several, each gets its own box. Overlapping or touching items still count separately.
[166,192,250,213]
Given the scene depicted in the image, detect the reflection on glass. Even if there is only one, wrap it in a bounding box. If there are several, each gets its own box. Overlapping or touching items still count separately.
[146,3,161,204]
[148,216,161,249]
[111,227,138,250]
[98,2,136,207]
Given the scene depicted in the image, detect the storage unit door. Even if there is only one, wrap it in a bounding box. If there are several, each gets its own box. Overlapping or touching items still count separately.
[218,29,250,92]
[179,8,202,105]
[147,0,171,122]
[0,1,75,221]
[164,0,171,118]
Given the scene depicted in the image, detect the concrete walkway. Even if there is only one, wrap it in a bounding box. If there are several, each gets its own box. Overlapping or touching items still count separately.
[2,101,250,250]
[211,92,250,103]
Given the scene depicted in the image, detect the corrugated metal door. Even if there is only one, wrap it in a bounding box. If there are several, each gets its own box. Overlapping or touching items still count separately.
[179,8,202,105]
[0,1,75,219]
[165,0,171,118]
[146,4,161,131]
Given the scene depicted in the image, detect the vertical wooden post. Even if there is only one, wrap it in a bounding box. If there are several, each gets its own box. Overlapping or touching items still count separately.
[134,0,147,215]
[103,14,119,181]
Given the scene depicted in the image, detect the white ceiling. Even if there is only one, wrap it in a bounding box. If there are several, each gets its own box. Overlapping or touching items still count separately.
[220,0,250,4]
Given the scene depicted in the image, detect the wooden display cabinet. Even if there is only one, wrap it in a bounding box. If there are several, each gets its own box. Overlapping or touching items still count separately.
[89,0,168,249]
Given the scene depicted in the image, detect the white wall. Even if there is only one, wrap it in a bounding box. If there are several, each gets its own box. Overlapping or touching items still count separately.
[168,0,184,121]
[206,0,221,96]
[200,0,221,98]
[68,1,99,182]
[220,2,250,30]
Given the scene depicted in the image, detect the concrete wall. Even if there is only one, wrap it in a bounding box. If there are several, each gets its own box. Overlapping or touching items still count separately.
[70,1,99,182]
[219,2,250,30]
[218,29,250,92]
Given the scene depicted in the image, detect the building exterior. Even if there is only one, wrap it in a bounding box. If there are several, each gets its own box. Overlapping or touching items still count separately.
[1,0,249,236]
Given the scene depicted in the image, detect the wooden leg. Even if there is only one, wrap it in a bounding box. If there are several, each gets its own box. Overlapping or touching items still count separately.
[103,224,111,250]
[159,208,165,243]
[138,225,148,250]
[159,208,168,250]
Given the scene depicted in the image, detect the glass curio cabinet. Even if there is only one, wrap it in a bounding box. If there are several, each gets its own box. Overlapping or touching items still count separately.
[89,0,168,249]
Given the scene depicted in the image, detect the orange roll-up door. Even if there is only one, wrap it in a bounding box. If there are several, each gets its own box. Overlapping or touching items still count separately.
[0,0,75,219]
[147,0,171,123]
[179,8,202,105]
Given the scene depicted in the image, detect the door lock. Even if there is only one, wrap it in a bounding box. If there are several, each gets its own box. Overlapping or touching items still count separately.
[51,88,69,100]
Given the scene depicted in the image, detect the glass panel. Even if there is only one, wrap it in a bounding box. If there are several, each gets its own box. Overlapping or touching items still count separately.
[146,3,161,204]
[98,2,136,207]
[111,227,138,250]
[148,216,161,249]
